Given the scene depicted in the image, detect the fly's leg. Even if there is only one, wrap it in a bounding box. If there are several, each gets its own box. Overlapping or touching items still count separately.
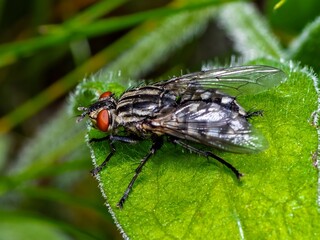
[110,135,142,144]
[172,139,243,179]
[90,140,115,176]
[89,135,141,144]
[117,137,164,209]
[245,110,263,119]
[90,135,141,176]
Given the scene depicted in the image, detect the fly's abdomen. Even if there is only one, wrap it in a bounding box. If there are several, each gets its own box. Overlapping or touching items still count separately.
[116,86,176,124]
[148,101,267,153]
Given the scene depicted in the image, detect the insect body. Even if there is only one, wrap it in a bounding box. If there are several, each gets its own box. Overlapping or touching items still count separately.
[77,65,286,208]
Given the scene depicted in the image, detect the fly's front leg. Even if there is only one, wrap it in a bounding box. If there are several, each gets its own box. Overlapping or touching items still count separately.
[117,137,164,209]
[90,140,115,176]
[171,138,243,179]
[90,135,141,176]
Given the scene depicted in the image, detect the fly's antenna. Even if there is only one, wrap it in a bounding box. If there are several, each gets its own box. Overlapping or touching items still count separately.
[77,107,89,122]
[76,97,116,123]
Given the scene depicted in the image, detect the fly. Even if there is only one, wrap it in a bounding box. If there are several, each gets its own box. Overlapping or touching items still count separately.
[77,65,286,208]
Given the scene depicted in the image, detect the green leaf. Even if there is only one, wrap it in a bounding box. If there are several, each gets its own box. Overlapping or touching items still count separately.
[82,60,320,239]
[288,16,320,73]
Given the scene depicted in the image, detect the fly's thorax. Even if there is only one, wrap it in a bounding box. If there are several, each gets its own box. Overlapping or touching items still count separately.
[116,85,177,124]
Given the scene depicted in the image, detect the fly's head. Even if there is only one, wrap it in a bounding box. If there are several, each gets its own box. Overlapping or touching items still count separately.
[77,91,117,132]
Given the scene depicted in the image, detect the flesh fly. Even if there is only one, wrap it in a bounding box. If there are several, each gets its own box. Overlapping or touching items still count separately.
[77,65,286,208]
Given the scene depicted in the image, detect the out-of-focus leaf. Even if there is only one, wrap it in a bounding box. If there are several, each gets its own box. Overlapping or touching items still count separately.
[218,2,283,60]
[0,1,217,68]
[266,0,320,34]
[288,16,320,72]
[0,105,88,196]
[0,134,10,171]
[0,211,95,240]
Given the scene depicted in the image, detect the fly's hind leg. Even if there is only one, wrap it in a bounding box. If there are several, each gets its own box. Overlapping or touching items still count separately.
[171,138,243,179]
[117,136,164,209]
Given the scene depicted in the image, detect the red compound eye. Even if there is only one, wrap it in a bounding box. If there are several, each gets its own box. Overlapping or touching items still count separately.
[96,109,109,132]
[99,91,112,99]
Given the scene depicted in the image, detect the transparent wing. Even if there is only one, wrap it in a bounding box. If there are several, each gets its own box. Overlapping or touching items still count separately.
[148,101,267,153]
[158,65,286,96]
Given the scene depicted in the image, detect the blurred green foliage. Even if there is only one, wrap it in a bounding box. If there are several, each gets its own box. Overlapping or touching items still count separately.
[0,0,320,239]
